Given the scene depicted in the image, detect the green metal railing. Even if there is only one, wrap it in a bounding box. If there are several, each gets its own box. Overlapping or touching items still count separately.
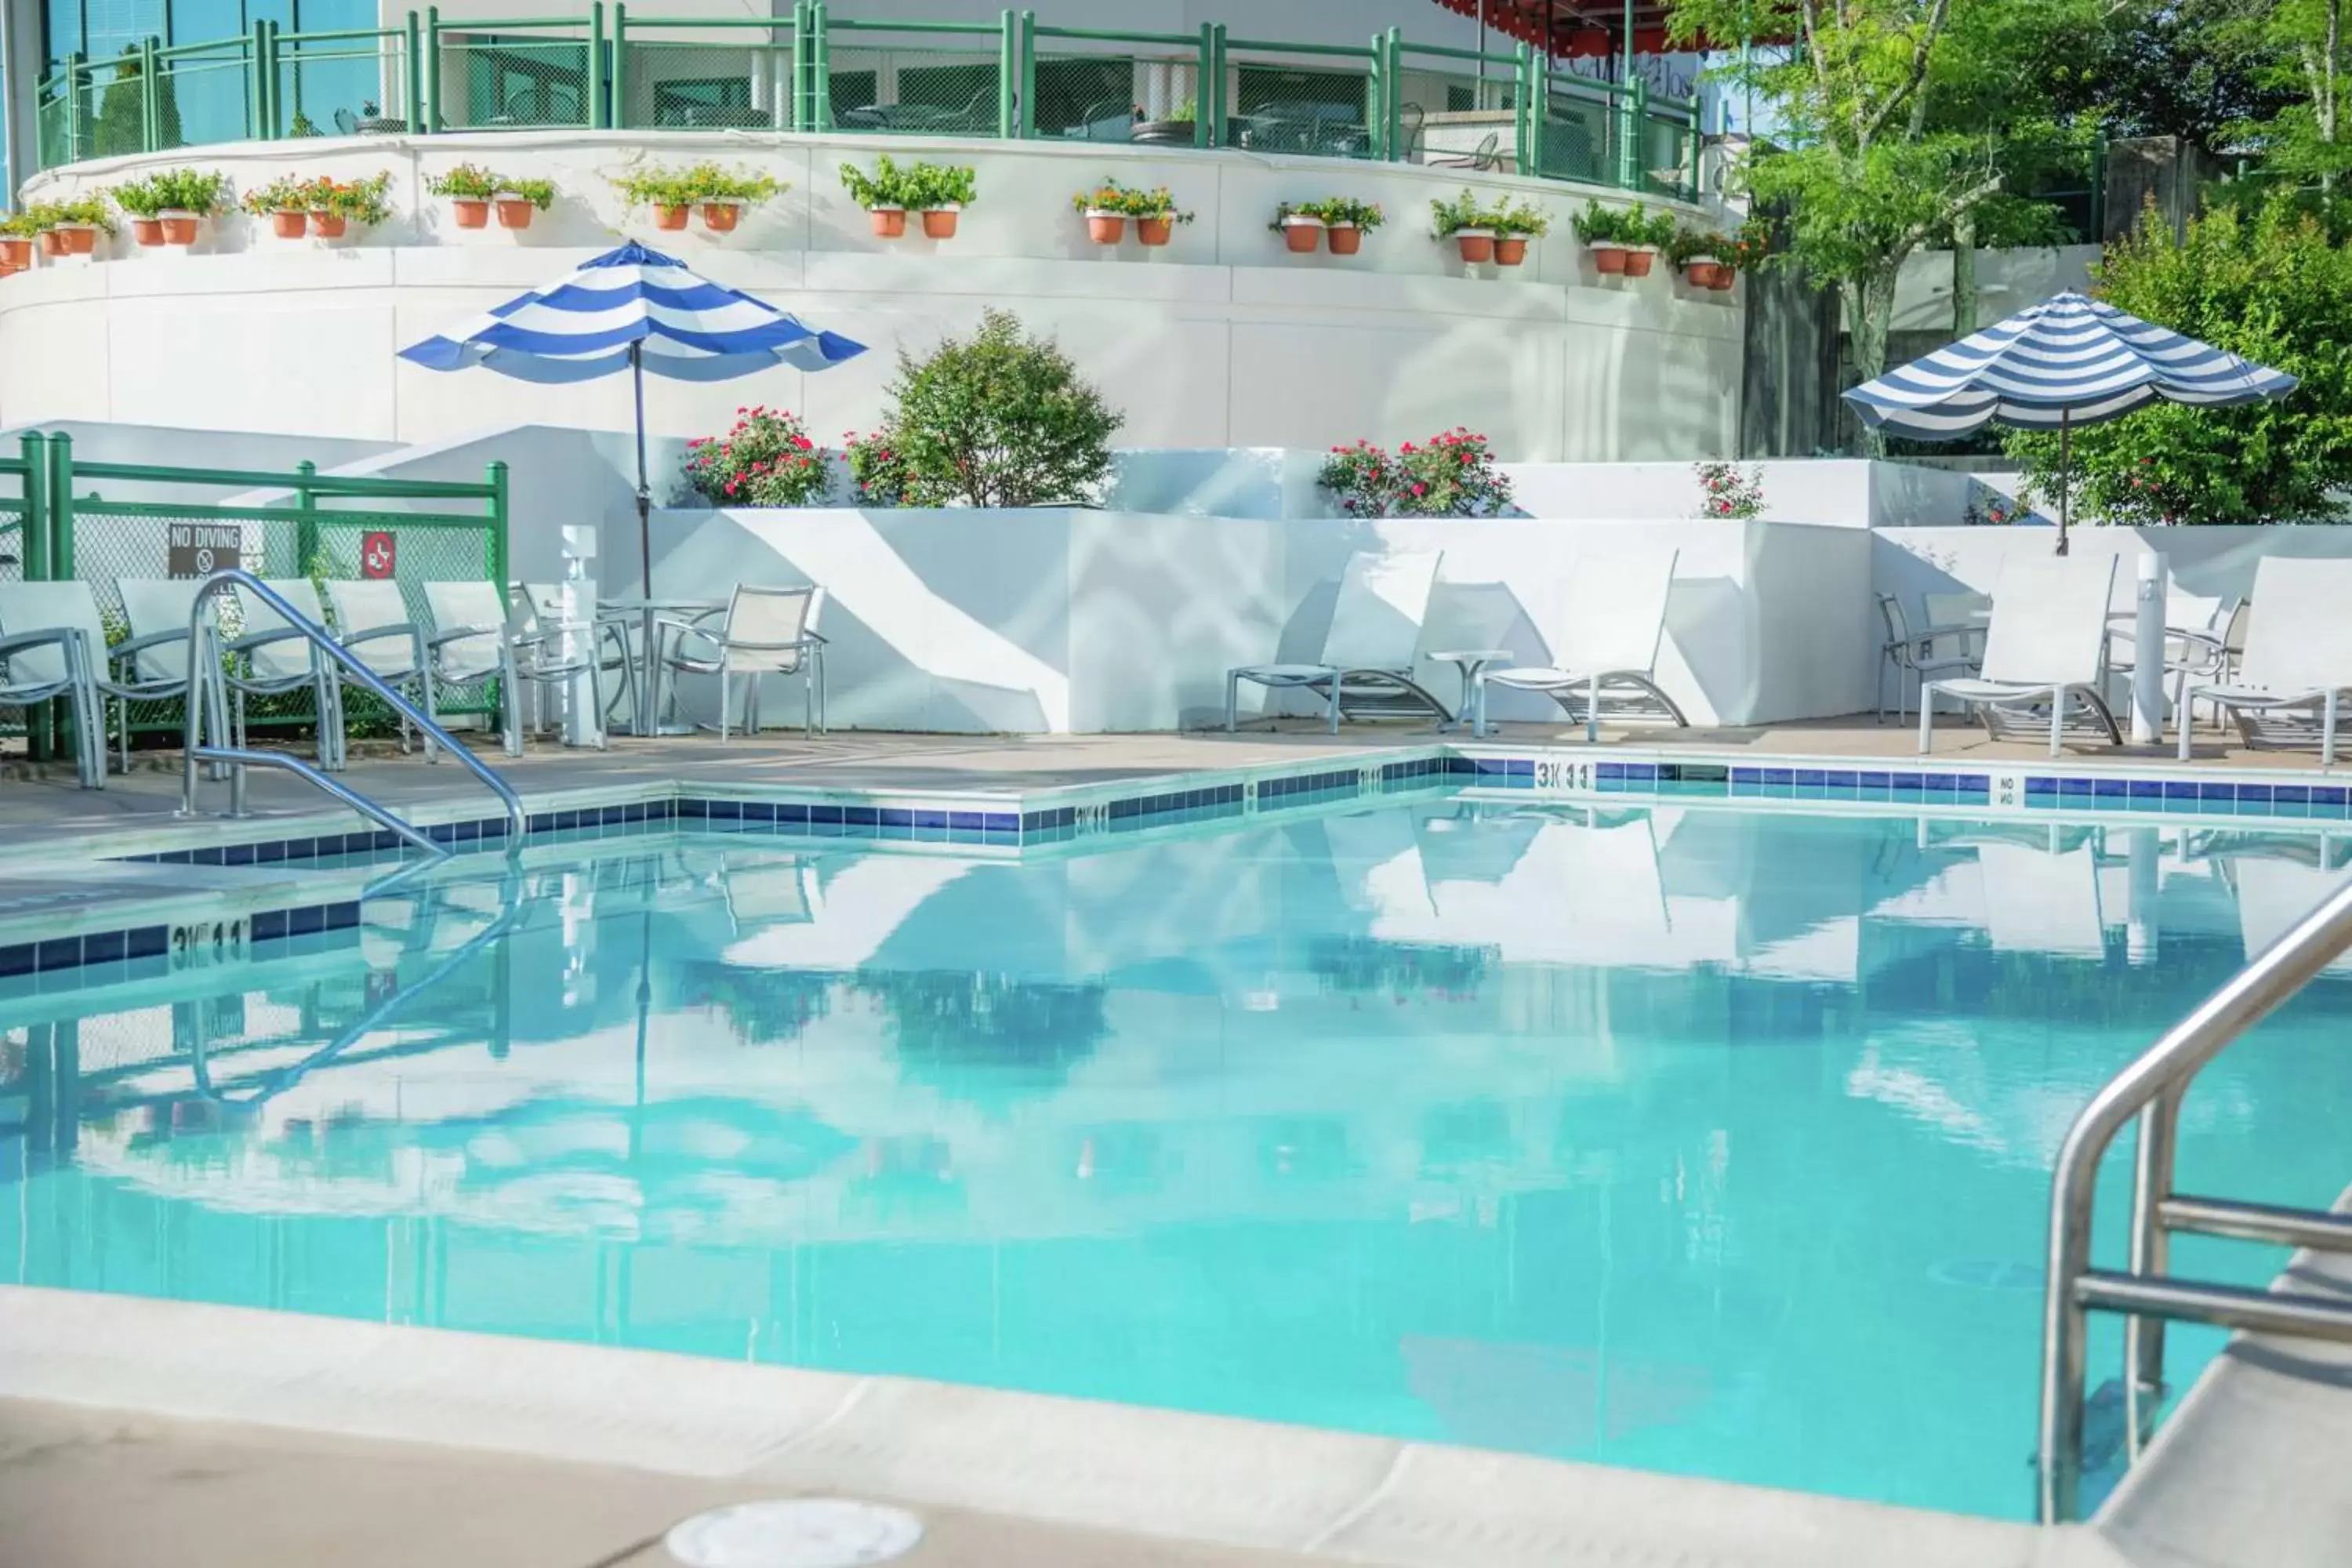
[31,5,1704,200]
[10,434,508,749]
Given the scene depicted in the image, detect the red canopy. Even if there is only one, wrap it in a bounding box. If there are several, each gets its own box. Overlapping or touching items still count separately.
[1425,0,1751,60]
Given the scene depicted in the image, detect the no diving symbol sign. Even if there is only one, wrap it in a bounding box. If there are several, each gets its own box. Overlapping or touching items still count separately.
[361,531,397,579]
[166,522,243,579]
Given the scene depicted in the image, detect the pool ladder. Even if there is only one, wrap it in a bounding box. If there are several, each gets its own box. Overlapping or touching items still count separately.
[2038,865,2352,1521]
[176,569,524,855]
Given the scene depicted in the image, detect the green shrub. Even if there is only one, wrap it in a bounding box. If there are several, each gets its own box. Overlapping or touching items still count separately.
[1430,189,1548,238]
[110,168,229,217]
[840,155,975,211]
[880,309,1123,508]
[2005,194,2352,525]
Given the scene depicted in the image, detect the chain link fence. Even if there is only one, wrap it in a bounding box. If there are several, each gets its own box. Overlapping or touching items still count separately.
[1534,86,1621,188]
[822,44,1002,136]
[160,40,261,148]
[440,31,594,130]
[617,36,795,130]
[277,34,413,138]
[1225,44,1378,160]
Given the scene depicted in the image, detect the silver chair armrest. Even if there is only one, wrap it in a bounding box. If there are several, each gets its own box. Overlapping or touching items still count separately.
[426,622,505,650]
[339,622,425,649]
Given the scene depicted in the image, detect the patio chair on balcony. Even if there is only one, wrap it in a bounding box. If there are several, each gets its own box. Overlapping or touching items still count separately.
[423,579,608,755]
[0,585,106,788]
[1918,554,2122,757]
[652,583,828,740]
[323,579,440,758]
[1470,547,1687,742]
[222,577,347,769]
[2178,557,2352,765]
[1228,549,1450,734]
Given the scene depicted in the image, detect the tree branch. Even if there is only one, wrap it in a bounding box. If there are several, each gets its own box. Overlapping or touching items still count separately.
[1897,169,2006,255]
[1858,0,1954,150]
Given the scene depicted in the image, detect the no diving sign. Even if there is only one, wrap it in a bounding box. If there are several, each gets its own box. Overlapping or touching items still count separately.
[167,521,243,579]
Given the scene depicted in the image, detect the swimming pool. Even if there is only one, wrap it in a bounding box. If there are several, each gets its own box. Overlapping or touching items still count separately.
[7,792,2350,1521]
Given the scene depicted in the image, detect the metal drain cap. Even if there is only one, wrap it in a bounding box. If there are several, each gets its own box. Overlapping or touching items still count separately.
[664,1499,924,1568]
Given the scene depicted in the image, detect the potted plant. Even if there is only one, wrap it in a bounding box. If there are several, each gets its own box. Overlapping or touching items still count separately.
[613,162,781,234]
[1490,199,1548,267]
[840,154,911,237]
[1073,180,1126,244]
[903,161,975,238]
[1573,200,1632,274]
[495,177,555,230]
[426,162,499,228]
[240,174,313,239]
[49,196,113,255]
[109,172,169,245]
[1714,222,1766,292]
[147,169,227,245]
[1122,184,1190,245]
[1072,180,1192,246]
[1667,226,1723,288]
[1131,96,1195,145]
[0,212,35,273]
[310,171,390,238]
[1621,205,1675,278]
[1309,196,1383,256]
[1271,200,1324,253]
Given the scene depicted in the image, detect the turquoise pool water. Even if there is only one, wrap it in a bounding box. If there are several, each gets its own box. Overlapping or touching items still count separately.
[7,797,2352,1520]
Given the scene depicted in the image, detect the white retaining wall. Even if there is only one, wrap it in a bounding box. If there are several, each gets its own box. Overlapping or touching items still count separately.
[6,131,1741,463]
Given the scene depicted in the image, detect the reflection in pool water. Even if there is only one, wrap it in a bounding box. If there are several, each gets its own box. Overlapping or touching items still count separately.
[5,800,2351,1520]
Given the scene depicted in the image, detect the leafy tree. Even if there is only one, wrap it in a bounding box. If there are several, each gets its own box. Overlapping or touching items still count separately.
[880,309,1122,509]
[2230,0,2351,192]
[1668,0,2093,415]
[2042,0,2292,148]
[2005,194,2352,524]
[92,45,182,158]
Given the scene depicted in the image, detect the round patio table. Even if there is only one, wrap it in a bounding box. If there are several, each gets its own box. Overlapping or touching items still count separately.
[598,597,724,736]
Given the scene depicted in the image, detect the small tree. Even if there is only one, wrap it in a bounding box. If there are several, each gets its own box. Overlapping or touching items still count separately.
[92,45,182,158]
[880,310,1122,509]
[2005,194,2352,524]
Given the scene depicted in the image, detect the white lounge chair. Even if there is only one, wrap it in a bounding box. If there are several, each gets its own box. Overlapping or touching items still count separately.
[654,584,828,739]
[1227,549,1449,733]
[2177,557,2352,764]
[324,579,440,757]
[223,578,345,769]
[423,579,608,757]
[1471,547,1686,741]
[1919,555,2122,757]
[0,584,105,787]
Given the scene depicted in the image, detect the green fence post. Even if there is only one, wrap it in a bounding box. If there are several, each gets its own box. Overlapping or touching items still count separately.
[788,0,806,132]
[46,432,73,585]
[1387,28,1405,162]
[66,53,86,162]
[614,3,634,130]
[19,434,49,762]
[1620,76,1645,191]
[1528,49,1549,179]
[1210,23,1225,145]
[1512,43,1533,176]
[996,9,1016,139]
[405,11,424,131]
[1685,99,1702,198]
[1018,9,1037,140]
[263,20,282,138]
[587,1,608,129]
[140,37,160,152]
[425,6,441,132]
[294,460,319,573]
[1190,22,1212,148]
[812,2,831,131]
[487,462,510,588]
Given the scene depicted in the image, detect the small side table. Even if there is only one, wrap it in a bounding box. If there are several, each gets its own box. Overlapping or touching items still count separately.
[1430,649,1512,733]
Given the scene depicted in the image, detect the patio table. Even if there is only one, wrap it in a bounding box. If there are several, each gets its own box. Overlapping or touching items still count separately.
[598,596,724,736]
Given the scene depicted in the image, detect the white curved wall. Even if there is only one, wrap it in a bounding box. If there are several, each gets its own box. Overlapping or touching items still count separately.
[7,130,1741,459]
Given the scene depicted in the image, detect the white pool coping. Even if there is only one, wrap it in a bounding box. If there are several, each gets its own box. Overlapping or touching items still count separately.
[0,1284,2132,1568]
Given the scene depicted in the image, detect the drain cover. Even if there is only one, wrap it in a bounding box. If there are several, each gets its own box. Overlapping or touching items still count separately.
[664,1499,924,1568]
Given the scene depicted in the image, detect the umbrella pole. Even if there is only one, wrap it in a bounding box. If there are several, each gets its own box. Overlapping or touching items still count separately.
[632,342,652,594]
[2056,408,2071,557]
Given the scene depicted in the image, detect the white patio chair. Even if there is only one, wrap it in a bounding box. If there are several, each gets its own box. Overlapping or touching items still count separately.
[1227,549,1449,734]
[1472,547,1687,742]
[223,578,346,770]
[1919,555,2122,757]
[323,579,440,758]
[423,579,607,757]
[113,579,222,772]
[2178,557,2352,764]
[653,584,828,739]
[0,584,105,788]
[1878,593,1977,724]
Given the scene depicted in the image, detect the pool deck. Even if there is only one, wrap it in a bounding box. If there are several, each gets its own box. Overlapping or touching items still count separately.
[4,713,2345,861]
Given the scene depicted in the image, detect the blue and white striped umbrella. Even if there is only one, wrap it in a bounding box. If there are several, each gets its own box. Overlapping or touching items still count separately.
[1843,291,2296,550]
[400,239,865,383]
[400,240,866,592]
[1843,289,2295,437]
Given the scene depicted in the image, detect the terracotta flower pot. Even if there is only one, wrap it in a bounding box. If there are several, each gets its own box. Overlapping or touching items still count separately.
[1084,209,1124,245]
[1624,245,1657,278]
[655,205,689,231]
[1326,222,1362,256]
[1682,259,1720,288]
[495,195,535,230]
[131,217,165,247]
[1280,216,1323,253]
[1710,266,1737,292]
[1494,235,1528,267]
[310,212,347,238]
[869,205,906,238]
[920,204,960,239]
[1452,227,1495,264]
[1591,244,1628,274]
[271,209,308,239]
[700,201,742,233]
[160,210,201,245]
[0,260,20,278]
[61,224,96,255]
[0,238,30,267]
[38,230,65,258]
[452,197,490,229]
[1136,216,1173,246]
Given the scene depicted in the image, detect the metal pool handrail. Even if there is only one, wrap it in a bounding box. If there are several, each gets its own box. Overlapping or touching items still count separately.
[2038,864,2352,1522]
[178,568,526,846]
